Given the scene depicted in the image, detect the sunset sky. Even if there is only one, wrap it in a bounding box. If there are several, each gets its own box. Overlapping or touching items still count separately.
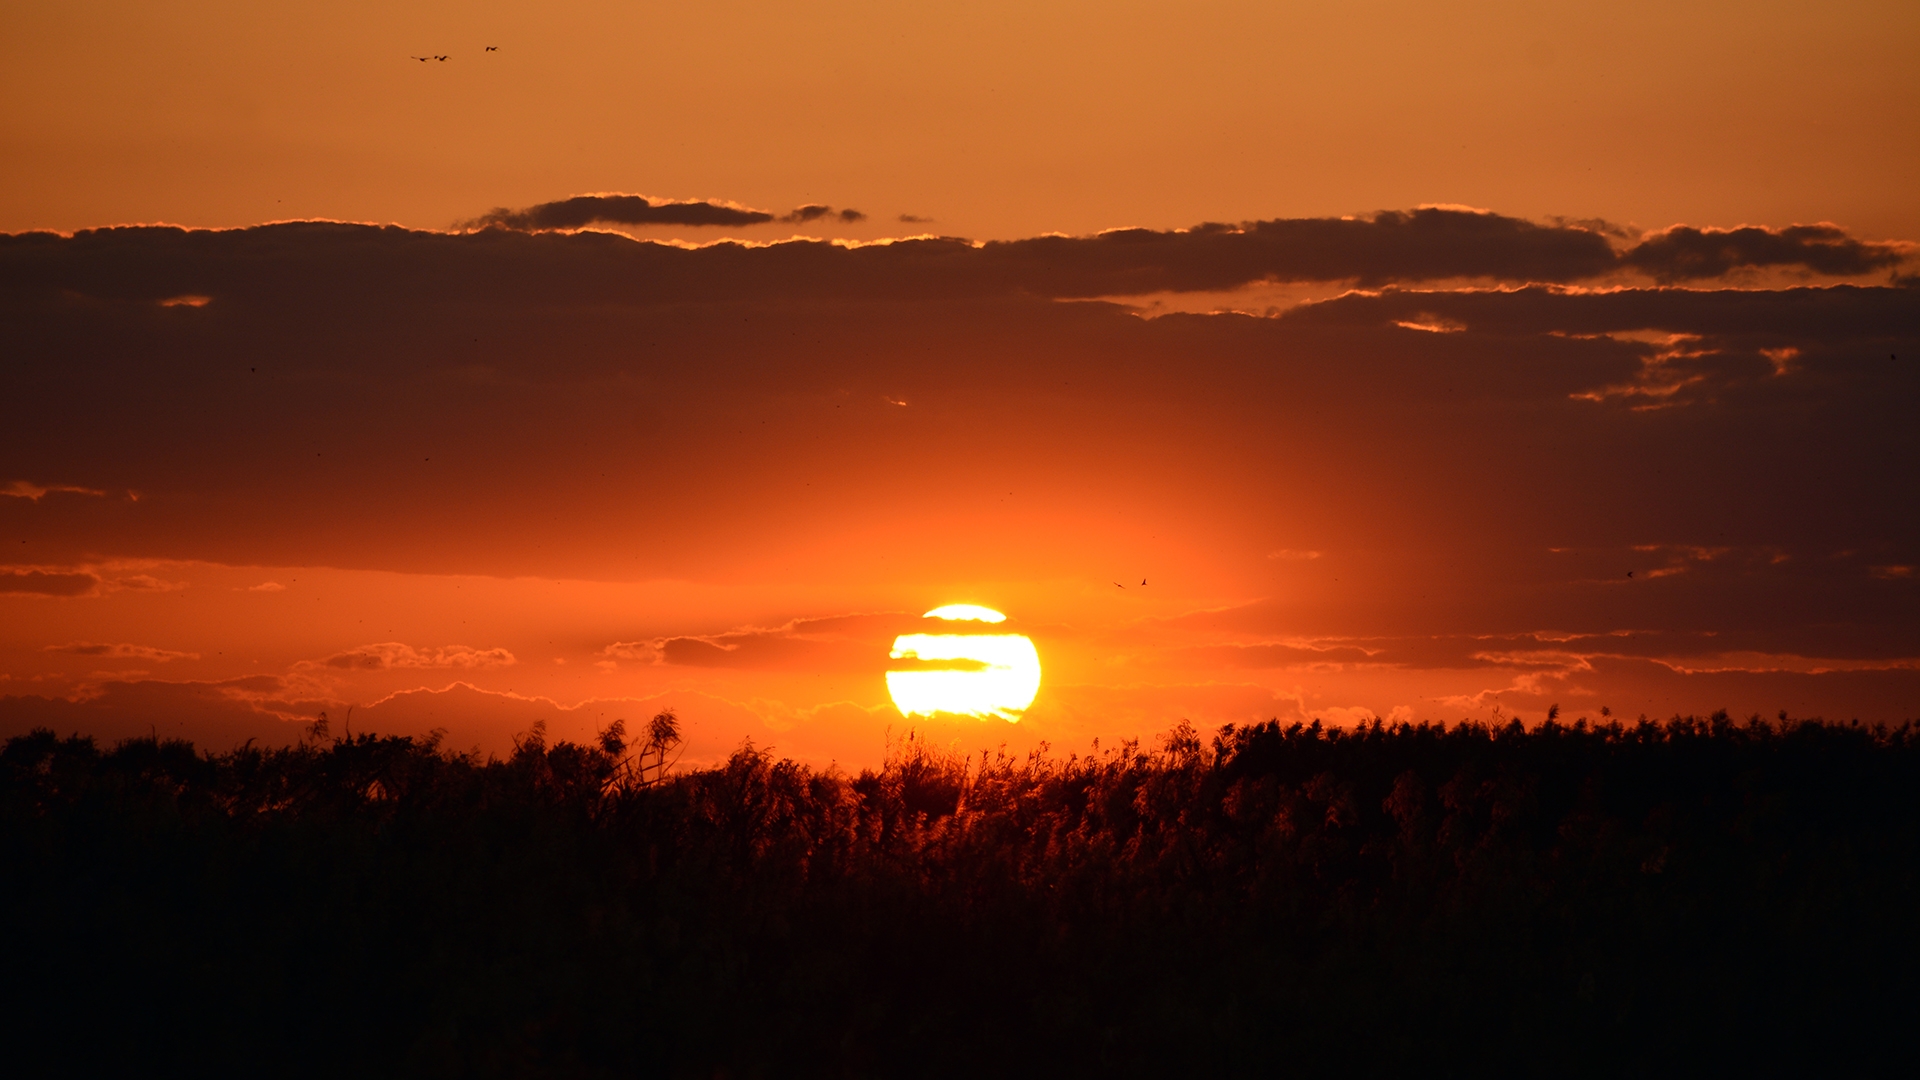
[3,1,1916,765]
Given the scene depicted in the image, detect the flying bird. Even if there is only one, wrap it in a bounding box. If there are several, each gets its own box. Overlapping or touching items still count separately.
[410,56,429,62]
[434,55,449,61]
[1113,582,1126,589]
[1627,571,1634,578]
[1141,579,1147,586]
[486,45,498,51]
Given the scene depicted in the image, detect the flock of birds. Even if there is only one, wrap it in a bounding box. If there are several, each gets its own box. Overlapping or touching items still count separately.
[410,46,498,61]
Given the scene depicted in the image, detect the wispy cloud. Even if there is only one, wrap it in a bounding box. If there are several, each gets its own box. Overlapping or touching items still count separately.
[0,563,185,597]
[2,480,106,501]
[599,613,908,672]
[0,568,100,596]
[307,643,518,671]
[46,641,199,661]
[599,641,662,664]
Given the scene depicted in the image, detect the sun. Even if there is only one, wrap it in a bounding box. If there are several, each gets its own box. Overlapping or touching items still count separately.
[886,605,1041,722]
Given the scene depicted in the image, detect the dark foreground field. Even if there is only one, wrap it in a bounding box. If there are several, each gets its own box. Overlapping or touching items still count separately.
[4,713,1917,1077]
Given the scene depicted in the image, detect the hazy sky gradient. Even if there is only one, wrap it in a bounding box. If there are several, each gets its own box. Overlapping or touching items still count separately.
[4,1,1916,239]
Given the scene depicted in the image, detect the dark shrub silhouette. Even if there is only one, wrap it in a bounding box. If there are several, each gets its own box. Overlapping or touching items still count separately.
[3,712,1917,1076]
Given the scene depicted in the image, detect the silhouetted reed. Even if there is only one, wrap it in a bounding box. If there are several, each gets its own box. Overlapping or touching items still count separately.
[4,712,1917,1076]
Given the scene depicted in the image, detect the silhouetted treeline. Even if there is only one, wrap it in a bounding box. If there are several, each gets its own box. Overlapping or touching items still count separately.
[5,713,1918,1077]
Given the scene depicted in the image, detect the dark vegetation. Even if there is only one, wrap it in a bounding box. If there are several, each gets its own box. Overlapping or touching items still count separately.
[4,711,1918,1077]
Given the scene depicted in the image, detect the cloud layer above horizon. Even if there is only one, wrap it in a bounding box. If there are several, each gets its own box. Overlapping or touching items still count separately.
[3,206,1915,761]
[443,201,1913,290]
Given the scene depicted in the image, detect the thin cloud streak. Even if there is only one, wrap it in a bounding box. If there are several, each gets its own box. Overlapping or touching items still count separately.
[307,643,518,672]
[45,642,199,661]
[463,195,876,233]
[3,480,108,501]
[463,194,776,231]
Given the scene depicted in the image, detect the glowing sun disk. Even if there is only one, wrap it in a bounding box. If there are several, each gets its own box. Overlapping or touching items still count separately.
[886,607,1040,722]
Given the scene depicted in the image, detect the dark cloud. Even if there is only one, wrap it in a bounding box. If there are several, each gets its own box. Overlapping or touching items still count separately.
[46,641,198,661]
[1282,284,1920,413]
[0,212,1914,712]
[1624,223,1910,283]
[464,195,874,232]
[1,569,98,596]
[779,205,867,225]
[976,208,1623,293]
[1178,621,1920,677]
[464,194,774,231]
[18,212,1901,333]
[968,211,1909,295]
[658,637,739,666]
[636,614,910,671]
[1187,643,1380,668]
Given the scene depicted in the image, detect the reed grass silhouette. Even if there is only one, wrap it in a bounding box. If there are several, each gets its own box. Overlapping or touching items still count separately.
[3,711,1917,1076]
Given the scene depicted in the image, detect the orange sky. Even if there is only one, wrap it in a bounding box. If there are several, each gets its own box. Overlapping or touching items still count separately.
[4,1,1917,241]
[3,2,1917,766]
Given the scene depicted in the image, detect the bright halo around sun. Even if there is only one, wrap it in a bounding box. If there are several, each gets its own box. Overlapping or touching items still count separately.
[886,605,1041,722]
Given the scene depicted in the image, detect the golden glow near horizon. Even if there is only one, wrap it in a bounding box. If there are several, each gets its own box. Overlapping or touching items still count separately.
[887,606,1041,722]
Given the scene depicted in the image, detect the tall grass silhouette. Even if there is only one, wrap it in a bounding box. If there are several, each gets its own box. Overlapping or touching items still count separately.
[4,711,1917,1076]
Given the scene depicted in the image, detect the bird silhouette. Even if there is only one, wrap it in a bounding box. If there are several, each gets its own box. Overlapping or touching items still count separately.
[1627,571,1634,578]
[486,45,498,51]
[1113,582,1125,589]
[1141,579,1147,586]
[410,56,429,61]
[434,55,449,61]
